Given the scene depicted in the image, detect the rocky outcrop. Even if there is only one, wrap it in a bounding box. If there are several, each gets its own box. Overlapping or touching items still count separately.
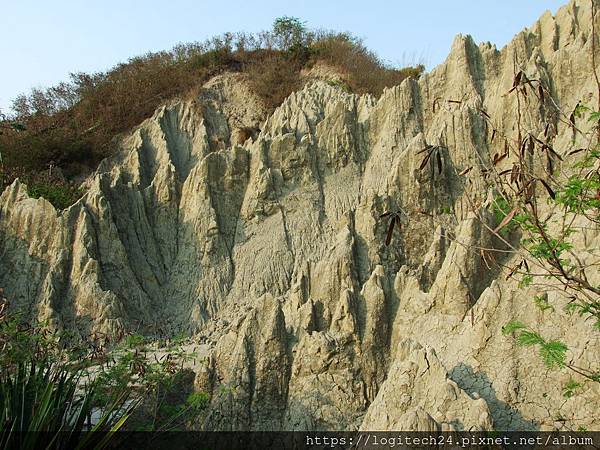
[1,0,600,431]
[360,340,492,431]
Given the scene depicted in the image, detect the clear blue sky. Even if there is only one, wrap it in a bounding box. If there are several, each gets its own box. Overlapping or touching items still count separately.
[1,0,567,113]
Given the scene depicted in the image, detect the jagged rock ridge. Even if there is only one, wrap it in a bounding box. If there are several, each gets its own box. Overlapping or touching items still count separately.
[1,0,599,431]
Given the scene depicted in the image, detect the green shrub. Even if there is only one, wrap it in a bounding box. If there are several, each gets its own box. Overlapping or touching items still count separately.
[27,179,83,210]
[0,291,210,442]
[124,333,145,350]
[0,359,134,450]
[0,305,134,450]
[272,17,307,52]
[0,165,82,210]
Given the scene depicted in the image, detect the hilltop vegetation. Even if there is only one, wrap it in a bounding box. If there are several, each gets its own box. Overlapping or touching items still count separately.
[0,17,423,208]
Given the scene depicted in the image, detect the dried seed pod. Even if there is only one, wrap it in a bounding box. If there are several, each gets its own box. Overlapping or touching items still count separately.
[514,71,523,87]
[544,144,563,161]
[385,219,395,246]
[479,108,491,119]
[528,135,535,154]
[416,144,433,155]
[494,206,519,233]
[494,152,507,165]
[539,178,556,199]
[419,152,432,171]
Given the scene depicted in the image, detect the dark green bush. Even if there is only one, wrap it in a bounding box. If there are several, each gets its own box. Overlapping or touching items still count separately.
[0,290,210,442]
[0,166,82,210]
[0,302,134,450]
[27,180,83,210]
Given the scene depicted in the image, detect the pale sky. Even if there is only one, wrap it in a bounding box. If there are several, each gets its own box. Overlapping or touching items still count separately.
[0,1,566,112]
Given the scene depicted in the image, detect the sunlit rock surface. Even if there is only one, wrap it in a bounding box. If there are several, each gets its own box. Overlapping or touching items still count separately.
[1,0,599,431]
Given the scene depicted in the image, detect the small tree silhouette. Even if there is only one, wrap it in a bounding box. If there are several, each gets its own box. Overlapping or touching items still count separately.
[272,16,307,52]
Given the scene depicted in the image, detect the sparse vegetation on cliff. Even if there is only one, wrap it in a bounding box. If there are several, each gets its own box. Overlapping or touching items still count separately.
[0,18,423,209]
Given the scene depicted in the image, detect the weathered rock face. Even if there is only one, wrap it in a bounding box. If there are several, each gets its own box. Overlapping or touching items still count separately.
[1,0,599,431]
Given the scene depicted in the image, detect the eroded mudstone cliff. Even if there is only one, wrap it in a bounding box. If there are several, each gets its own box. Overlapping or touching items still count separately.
[1,0,599,431]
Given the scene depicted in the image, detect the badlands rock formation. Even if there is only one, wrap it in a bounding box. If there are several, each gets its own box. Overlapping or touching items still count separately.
[1,0,599,431]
